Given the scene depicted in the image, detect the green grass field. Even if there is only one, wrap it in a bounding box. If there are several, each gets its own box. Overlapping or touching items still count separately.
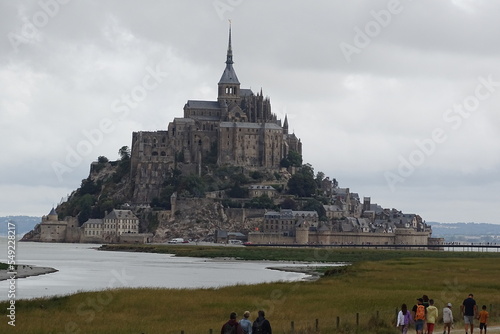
[1,246,499,333]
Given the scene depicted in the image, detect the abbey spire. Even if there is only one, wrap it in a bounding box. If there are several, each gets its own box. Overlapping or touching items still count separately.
[226,22,234,65]
[218,22,240,103]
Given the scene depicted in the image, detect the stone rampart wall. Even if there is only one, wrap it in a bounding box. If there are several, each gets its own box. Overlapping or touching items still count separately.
[249,229,433,246]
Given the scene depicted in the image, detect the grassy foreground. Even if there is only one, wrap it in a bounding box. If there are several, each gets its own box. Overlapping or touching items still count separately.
[1,248,500,333]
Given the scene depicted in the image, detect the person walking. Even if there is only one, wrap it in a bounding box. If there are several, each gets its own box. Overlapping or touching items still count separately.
[221,312,243,334]
[442,303,454,334]
[397,303,413,334]
[413,298,426,334]
[426,299,438,334]
[461,293,477,334]
[252,310,272,334]
[478,305,489,334]
[239,311,252,334]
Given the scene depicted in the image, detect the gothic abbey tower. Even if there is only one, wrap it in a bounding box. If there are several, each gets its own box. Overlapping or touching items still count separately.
[130,27,302,204]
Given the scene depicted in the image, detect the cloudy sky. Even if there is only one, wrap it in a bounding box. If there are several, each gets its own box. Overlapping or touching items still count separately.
[1,0,499,224]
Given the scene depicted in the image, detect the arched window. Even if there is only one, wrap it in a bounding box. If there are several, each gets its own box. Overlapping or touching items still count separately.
[152,151,158,156]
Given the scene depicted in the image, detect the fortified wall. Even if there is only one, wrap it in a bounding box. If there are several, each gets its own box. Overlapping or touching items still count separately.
[248,228,432,246]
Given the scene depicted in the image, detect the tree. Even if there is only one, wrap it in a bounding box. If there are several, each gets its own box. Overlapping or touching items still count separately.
[76,194,94,225]
[202,142,218,165]
[250,170,264,181]
[178,174,206,198]
[230,172,247,185]
[288,151,303,167]
[118,146,131,161]
[280,151,302,168]
[315,171,325,188]
[98,156,109,163]
[287,164,317,197]
[246,195,275,209]
[228,184,247,198]
[281,198,297,210]
[280,157,290,168]
[302,199,327,221]
[151,184,177,209]
[79,178,100,196]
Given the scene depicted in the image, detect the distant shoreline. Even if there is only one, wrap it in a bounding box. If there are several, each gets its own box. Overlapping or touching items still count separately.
[0,264,58,281]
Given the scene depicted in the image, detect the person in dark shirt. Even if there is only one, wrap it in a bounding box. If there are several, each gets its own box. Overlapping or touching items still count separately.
[221,312,243,334]
[252,310,272,334]
[461,293,477,334]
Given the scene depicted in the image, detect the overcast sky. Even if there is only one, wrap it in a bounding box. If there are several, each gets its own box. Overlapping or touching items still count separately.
[1,0,499,224]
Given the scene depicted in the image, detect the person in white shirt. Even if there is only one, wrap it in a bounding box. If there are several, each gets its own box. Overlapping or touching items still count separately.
[442,302,454,334]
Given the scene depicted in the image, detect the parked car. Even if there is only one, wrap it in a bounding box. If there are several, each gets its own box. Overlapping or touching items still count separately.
[168,238,184,244]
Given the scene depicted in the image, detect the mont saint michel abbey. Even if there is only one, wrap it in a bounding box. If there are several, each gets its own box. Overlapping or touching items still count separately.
[131,27,301,204]
[27,27,440,246]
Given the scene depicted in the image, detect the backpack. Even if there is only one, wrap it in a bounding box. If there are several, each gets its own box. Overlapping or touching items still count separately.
[223,322,237,334]
[253,319,264,334]
[415,305,425,320]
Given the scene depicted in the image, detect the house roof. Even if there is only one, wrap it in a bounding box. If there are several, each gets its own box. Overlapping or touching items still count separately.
[173,117,195,124]
[185,100,221,109]
[240,88,253,97]
[323,204,342,211]
[81,219,103,227]
[219,62,240,84]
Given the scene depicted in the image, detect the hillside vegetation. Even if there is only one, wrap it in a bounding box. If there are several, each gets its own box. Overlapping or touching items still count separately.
[53,147,330,232]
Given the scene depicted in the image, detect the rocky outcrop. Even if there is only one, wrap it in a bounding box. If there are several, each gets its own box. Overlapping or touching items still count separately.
[152,198,265,242]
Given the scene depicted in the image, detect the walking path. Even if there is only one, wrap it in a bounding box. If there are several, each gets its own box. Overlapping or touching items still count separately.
[449,325,500,333]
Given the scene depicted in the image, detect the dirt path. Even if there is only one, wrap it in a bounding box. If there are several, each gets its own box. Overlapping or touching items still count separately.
[449,325,500,333]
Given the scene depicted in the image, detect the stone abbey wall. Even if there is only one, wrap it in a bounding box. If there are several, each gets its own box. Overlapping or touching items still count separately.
[248,229,432,246]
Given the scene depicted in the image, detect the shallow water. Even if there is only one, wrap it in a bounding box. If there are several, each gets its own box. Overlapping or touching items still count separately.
[0,240,334,300]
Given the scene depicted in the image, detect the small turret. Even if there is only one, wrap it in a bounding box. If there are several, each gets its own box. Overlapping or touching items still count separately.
[47,207,58,221]
[283,114,289,135]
